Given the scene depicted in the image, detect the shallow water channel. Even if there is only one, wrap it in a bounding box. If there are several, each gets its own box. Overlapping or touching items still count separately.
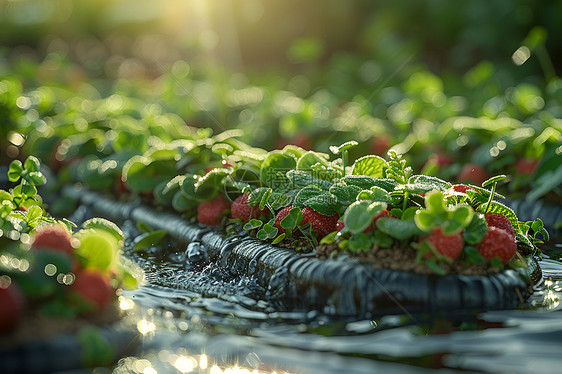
[91,209,562,374]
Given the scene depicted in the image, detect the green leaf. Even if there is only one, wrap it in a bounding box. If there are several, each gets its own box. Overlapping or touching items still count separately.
[342,201,386,234]
[357,186,392,203]
[463,214,488,245]
[329,183,362,206]
[465,246,485,264]
[82,217,125,243]
[172,191,196,212]
[26,171,46,186]
[133,230,168,251]
[257,224,278,240]
[280,207,303,230]
[482,175,507,187]
[329,141,358,155]
[377,217,424,240]
[26,205,42,222]
[259,188,272,210]
[272,233,286,245]
[24,156,41,173]
[352,155,388,178]
[75,230,119,271]
[136,222,151,233]
[414,210,436,232]
[447,205,474,233]
[287,169,333,190]
[243,219,263,231]
[294,187,337,216]
[407,175,452,192]
[8,160,23,182]
[341,175,378,189]
[296,151,330,171]
[260,151,297,186]
[195,168,230,201]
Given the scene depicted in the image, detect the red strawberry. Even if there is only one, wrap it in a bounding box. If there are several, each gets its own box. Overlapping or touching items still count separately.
[32,226,75,256]
[419,227,464,261]
[515,158,538,176]
[197,195,230,226]
[0,280,25,332]
[336,221,345,231]
[231,193,268,222]
[476,226,517,263]
[70,270,113,312]
[363,209,389,233]
[452,184,477,194]
[370,136,390,156]
[274,206,294,235]
[458,164,488,186]
[114,172,131,196]
[300,207,339,239]
[429,152,454,168]
[485,212,516,238]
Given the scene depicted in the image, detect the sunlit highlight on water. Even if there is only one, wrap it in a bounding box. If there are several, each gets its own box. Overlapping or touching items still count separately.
[137,319,156,335]
[119,296,135,310]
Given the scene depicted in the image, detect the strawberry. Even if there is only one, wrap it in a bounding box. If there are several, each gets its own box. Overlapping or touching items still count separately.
[336,221,345,231]
[363,209,389,233]
[32,226,75,256]
[484,212,516,238]
[274,206,294,235]
[452,184,477,194]
[458,164,488,186]
[300,207,339,239]
[428,152,454,168]
[476,226,517,263]
[70,270,113,312]
[419,227,464,261]
[515,158,538,176]
[197,195,230,226]
[370,136,390,156]
[0,280,25,332]
[231,193,268,222]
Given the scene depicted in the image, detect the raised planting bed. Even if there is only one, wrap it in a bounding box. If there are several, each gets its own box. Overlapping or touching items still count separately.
[64,186,542,318]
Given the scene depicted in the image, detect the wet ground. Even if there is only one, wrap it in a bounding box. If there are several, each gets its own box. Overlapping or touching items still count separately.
[104,217,562,374]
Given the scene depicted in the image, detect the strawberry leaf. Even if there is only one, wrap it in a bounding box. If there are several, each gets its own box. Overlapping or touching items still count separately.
[243,219,263,231]
[329,183,362,206]
[352,155,388,178]
[343,201,386,234]
[257,224,278,240]
[407,175,452,192]
[260,151,297,186]
[463,213,488,245]
[280,207,303,230]
[287,170,332,190]
[376,217,424,240]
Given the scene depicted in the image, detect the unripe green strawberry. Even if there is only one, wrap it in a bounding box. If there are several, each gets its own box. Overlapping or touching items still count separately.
[476,227,517,263]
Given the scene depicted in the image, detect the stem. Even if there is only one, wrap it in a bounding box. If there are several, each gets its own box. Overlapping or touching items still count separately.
[341,150,348,175]
[403,191,409,211]
[484,182,497,214]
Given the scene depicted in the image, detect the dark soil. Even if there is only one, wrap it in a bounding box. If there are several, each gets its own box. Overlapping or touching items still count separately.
[316,243,500,276]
